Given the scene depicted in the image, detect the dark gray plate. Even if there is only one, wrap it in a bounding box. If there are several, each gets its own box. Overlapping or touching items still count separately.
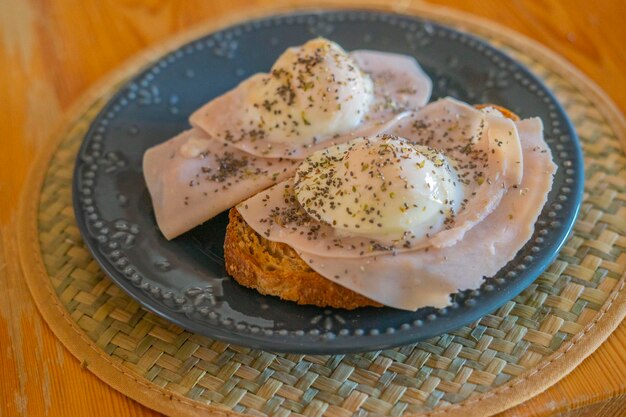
[73,10,584,354]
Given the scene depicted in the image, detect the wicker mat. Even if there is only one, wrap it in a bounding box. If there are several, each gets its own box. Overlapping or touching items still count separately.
[18,3,626,417]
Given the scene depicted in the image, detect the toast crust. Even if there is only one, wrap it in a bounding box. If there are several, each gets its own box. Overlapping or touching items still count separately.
[224,208,381,310]
[474,104,520,121]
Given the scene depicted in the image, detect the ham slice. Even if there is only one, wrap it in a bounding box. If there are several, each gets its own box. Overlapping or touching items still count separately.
[351,50,432,120]
[143,128,298,240]
[295,118,556,310]
[389,99,524,249]
[189,50,432,159]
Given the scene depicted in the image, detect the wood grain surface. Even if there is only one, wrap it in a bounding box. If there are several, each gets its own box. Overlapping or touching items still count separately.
[1,1,625,416]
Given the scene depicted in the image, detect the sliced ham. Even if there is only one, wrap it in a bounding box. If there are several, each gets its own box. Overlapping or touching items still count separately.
[294,117,556,310]
[143,128,298,240]
[189,50,432,159]
[351,50,432,120]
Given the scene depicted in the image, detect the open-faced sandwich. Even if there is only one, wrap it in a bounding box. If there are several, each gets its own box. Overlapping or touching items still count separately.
[142,38,556,311]
[226,98,556,310]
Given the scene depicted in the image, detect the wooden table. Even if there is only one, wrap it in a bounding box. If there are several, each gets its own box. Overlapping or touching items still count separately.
[2,1,625,416]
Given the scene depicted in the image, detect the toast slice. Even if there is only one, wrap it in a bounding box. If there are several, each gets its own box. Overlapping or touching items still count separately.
[224,208,381,309]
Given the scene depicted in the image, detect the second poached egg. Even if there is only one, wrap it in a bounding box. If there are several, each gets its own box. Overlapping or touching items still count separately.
[294,135,463,243]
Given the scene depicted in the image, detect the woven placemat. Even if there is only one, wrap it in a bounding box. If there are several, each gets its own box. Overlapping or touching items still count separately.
[18,3,626,417]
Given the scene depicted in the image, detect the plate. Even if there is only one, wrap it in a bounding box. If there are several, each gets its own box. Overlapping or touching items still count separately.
[73,10,584,354]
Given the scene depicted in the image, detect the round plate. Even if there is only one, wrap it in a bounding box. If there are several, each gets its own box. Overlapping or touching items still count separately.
[73,10,584,354]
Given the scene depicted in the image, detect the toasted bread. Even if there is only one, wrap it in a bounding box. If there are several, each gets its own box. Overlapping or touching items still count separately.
[224,208,381,309]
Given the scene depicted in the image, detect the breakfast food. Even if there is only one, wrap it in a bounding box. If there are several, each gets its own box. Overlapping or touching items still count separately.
[227,98,556,310]
[142,36,557,311]
[143,38,432,239]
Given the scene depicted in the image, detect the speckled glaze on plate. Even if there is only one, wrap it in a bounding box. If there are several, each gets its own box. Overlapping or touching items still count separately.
[72,10,584,354]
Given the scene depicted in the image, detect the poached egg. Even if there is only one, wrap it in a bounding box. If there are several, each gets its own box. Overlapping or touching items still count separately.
[244,38,374,145]
[294,135,462,244]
